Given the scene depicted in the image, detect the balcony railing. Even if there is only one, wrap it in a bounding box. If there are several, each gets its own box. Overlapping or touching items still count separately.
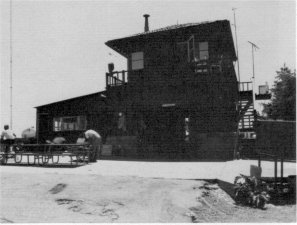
[239,82,253,92]
[191,59,222,74]
[106,70,128,88]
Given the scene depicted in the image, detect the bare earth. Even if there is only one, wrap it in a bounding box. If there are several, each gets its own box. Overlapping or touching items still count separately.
[0,160,296,223]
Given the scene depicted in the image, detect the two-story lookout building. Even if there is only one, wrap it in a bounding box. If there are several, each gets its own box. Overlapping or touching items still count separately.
[36,17,241,160]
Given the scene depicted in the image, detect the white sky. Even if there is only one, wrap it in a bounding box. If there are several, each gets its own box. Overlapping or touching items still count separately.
[1,0,296,136]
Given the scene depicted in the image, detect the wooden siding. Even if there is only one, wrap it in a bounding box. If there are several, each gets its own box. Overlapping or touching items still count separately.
[36,93,111,143]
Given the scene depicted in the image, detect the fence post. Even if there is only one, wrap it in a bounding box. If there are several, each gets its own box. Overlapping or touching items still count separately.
[274,155,278,188]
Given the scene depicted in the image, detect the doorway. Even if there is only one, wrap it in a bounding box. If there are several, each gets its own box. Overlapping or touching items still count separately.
[153,107,185,155]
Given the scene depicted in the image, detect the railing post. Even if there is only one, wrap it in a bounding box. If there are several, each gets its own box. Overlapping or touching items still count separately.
[122,70,125,83]
[106,73,109,89]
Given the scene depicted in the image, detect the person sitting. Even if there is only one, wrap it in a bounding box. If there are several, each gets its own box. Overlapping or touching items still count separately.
[1,125,16,154]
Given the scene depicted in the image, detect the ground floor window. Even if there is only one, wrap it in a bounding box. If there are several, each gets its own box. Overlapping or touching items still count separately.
[53,116,87,131]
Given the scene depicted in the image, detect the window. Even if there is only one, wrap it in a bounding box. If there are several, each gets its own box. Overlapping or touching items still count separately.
[53,116,87,131]
[131,52,144,70]
[198,42,209,60]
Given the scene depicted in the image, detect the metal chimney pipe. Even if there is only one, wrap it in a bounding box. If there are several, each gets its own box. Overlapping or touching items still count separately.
[143,14,150,32]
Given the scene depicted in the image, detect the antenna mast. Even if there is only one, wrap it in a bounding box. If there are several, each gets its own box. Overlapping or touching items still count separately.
[232,8,240,84]
[9,0,13,129]
[248,41,260,109]
[248,41,259,79]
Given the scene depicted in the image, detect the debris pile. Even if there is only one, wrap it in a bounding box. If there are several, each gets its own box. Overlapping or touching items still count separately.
[234,174,270,209]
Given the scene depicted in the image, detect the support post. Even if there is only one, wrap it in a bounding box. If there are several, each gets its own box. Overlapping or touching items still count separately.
[258,151,261,167]
[122,70,125,83]
[281,148,284,183]
[106,73,109,89]
[274,155,278,188]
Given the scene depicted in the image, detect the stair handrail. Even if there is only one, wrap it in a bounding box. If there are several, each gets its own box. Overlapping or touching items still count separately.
[239,82,252,92]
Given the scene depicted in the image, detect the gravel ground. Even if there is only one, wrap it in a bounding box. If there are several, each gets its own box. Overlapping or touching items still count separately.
[0,159,296,223]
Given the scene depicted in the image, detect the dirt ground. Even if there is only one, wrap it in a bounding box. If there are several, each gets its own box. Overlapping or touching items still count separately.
[0,169,296,223]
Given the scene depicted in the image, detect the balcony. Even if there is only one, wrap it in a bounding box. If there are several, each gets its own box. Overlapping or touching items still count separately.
[106,70,128,89]
[106,69,147,89]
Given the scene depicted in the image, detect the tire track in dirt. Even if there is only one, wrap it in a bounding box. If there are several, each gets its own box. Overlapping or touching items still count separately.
[0,217,13,223]
[190,182,238,223]
[55,198,124,221]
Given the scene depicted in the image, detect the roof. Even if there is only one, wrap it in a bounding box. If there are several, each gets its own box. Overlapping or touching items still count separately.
[118,21,212,39]
[106,20,235,57]
[35,91,106,108]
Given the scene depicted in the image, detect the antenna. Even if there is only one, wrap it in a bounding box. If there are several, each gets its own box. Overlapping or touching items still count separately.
[248,41,260,79]
[232,8,243,160]
[232,8,240,84]
[248,41,260,111]
[10,0,13,129]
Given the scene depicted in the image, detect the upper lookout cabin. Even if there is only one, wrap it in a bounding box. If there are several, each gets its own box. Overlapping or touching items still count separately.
[105,19,237,88]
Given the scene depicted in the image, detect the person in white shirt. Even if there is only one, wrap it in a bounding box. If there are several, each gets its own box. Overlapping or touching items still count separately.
[84,129,102,162]
[1,125,16,153]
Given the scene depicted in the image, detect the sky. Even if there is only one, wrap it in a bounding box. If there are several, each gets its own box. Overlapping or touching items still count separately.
[0,0,296,136]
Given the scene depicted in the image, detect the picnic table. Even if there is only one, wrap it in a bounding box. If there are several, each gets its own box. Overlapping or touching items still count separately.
[0,143,92,166]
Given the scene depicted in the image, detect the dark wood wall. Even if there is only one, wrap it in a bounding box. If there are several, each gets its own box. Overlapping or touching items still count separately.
[36,93,112,143]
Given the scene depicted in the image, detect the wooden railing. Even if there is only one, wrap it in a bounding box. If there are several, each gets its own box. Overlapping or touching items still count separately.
[239,82,252,92]
[106,70,128,88]
[191,59,223,74]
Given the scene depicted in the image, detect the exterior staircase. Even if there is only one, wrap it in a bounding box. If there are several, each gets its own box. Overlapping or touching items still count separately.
[238,82,255,131]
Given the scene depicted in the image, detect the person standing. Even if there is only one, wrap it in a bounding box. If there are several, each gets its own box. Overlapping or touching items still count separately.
[117,112,127,135]
[84,129,102,162]
[1,125,16,153]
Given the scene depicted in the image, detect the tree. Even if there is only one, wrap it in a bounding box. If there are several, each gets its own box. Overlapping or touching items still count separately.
[262,65,296,121]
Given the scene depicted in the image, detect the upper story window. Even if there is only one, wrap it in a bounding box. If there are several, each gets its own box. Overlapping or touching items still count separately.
[131,52,144,70]
[178,36,209,62]
[198,42,209,60]
[53,116,87,131]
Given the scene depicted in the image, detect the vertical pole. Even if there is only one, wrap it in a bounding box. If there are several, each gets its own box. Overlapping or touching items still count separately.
[274,155,278,188]
[10,0,13,129]
[252,45,255,80]
[106,73,108,89]
[251,45,256,111]
[232,8,240,84]
[281,148,284,182]
[248,41,259,113]
[36,110,39,143]
[233,8,241,160]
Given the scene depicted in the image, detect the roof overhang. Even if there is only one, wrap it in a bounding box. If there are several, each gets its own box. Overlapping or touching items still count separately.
[105,20,237,60]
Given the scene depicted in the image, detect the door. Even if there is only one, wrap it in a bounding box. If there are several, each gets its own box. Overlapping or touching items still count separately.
[155,107,184,154]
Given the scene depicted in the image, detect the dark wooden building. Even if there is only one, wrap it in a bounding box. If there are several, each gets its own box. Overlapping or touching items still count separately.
[35,91,111,143]
[36,18,241,160]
